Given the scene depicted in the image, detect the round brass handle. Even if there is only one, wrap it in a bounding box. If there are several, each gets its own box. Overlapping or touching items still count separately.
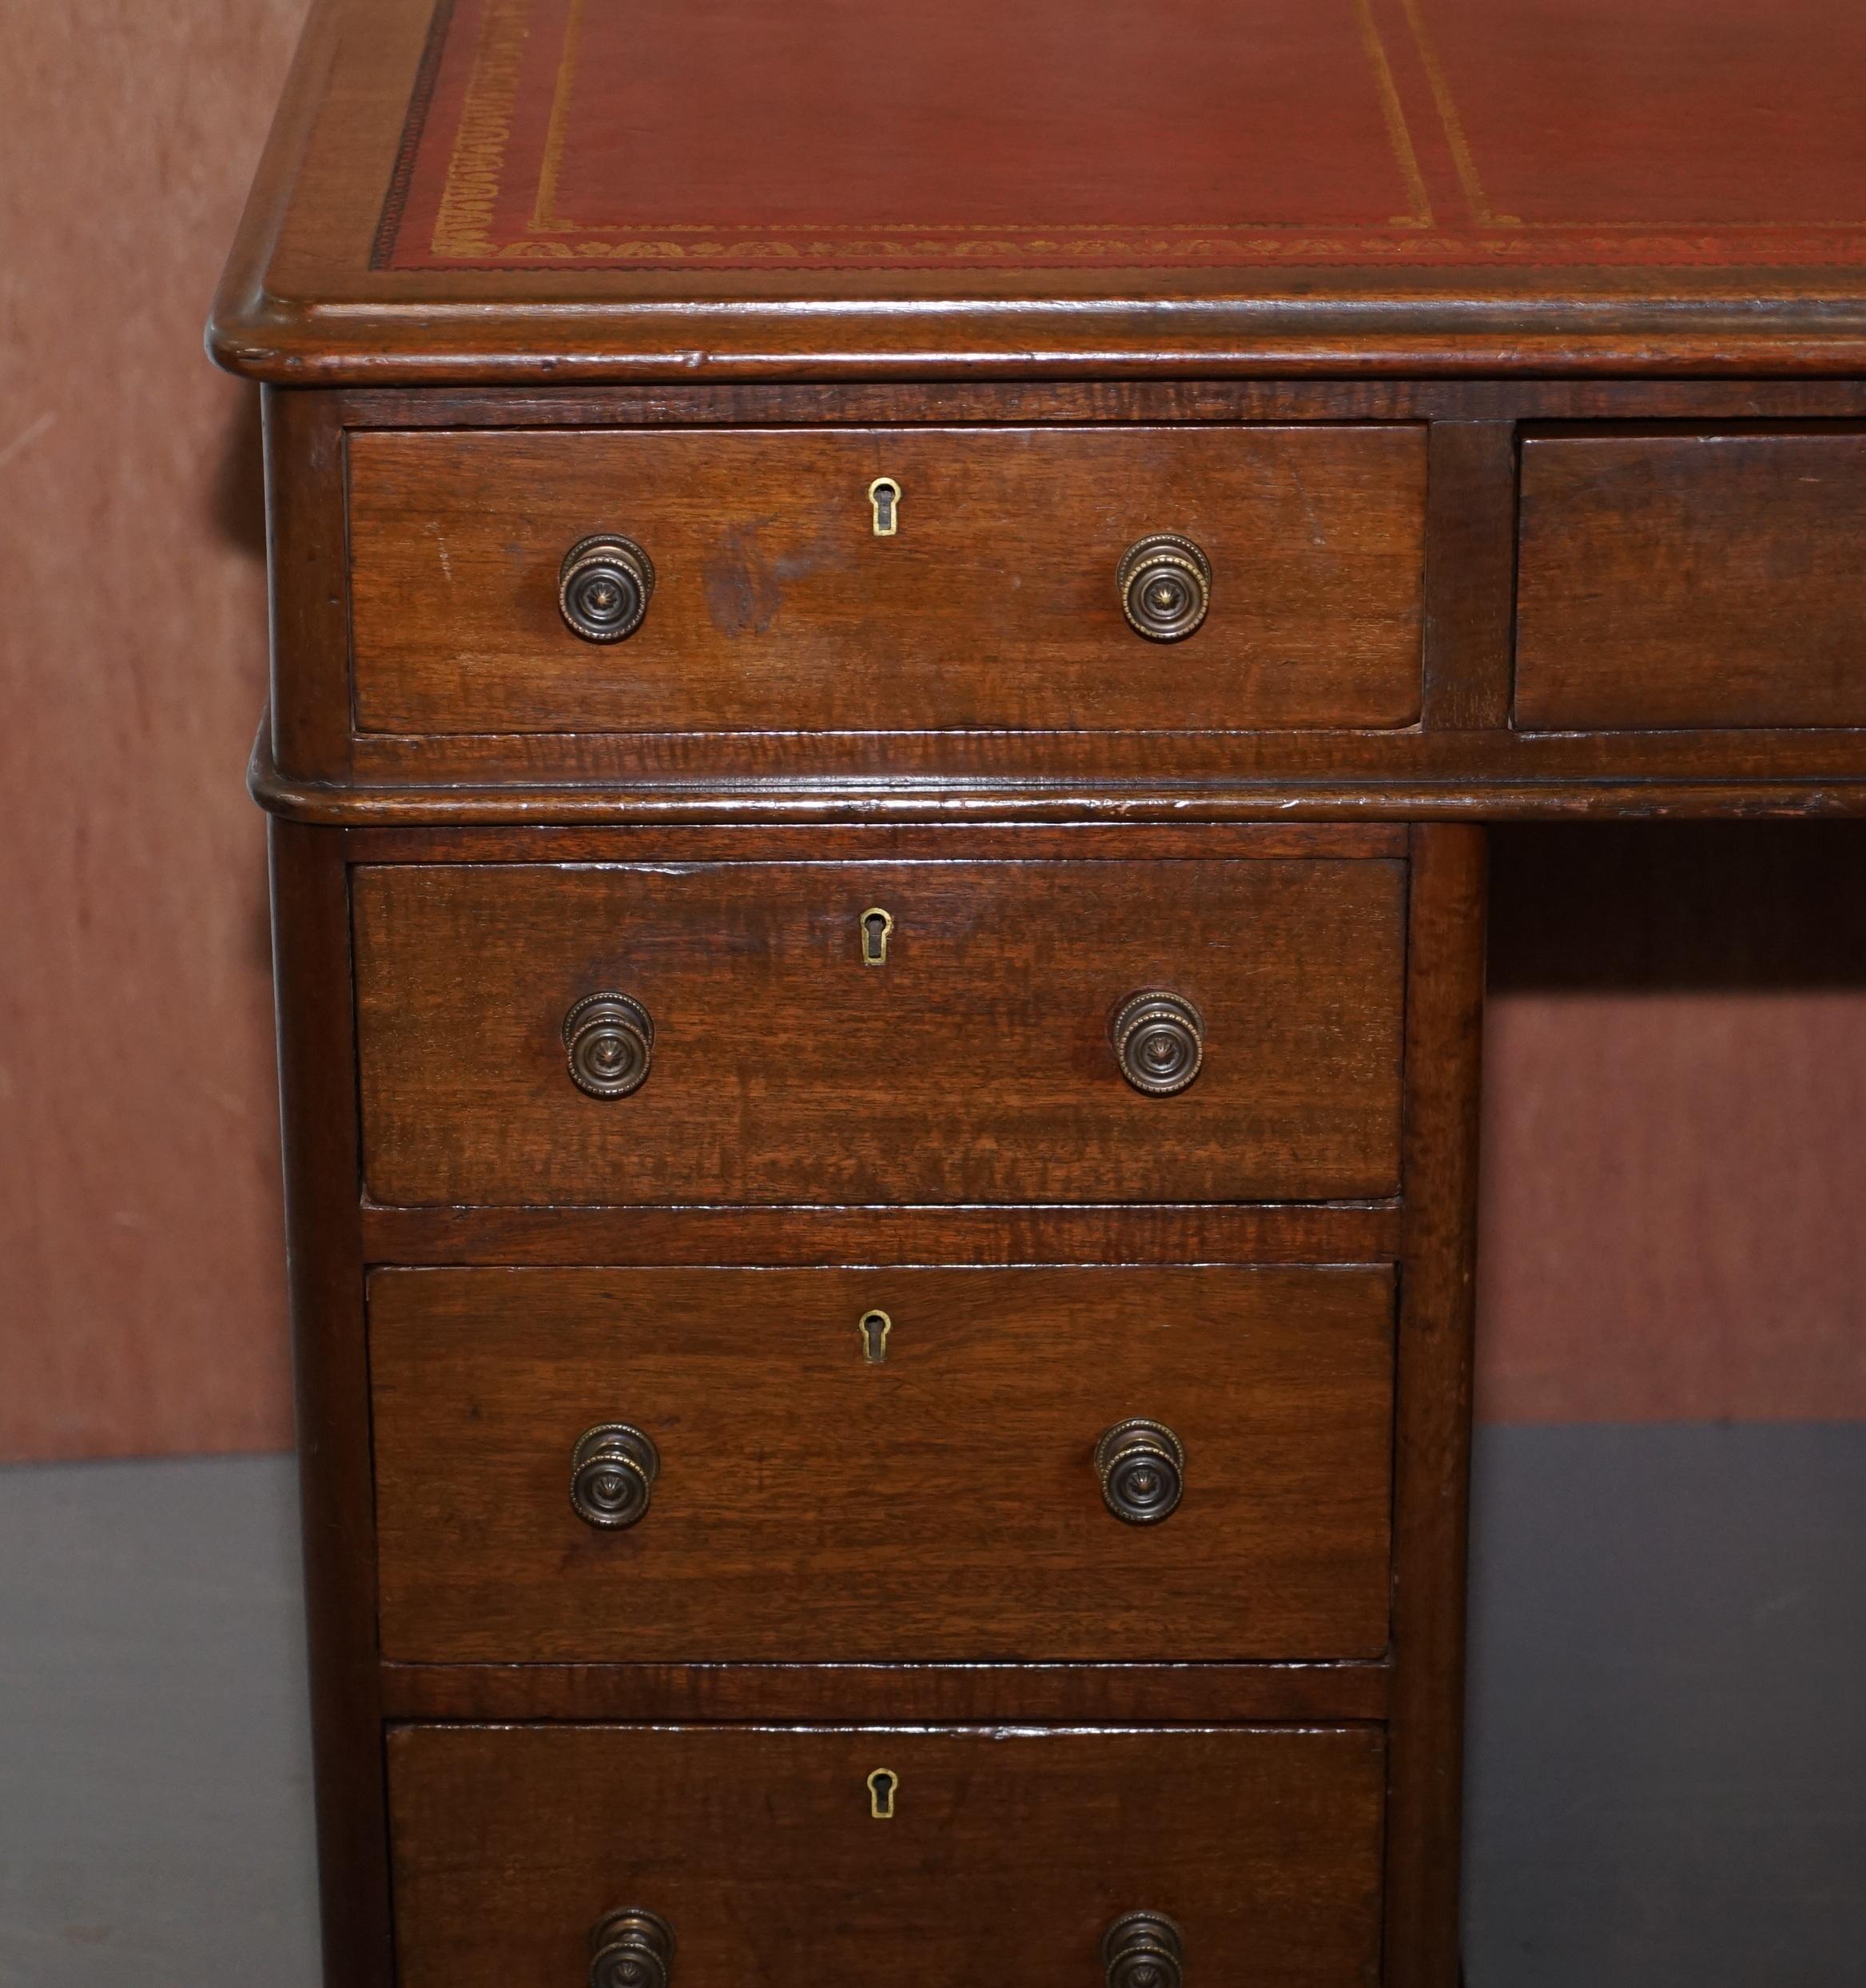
[590,1907,674,1988]
[1103,1911,1184,1988]
[571,1424,662,1529]
[565,992,654,1099]
[1096,1420,1186,1524]
[1112,990,1204,1097]
[1118,534,1211,642]
[559,533,656,642]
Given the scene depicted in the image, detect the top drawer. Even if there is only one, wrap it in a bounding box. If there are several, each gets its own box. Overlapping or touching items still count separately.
[347,426,1426,736]
[1516,430,1866,731]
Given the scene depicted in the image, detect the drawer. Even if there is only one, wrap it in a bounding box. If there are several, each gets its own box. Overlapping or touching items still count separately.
[387,1724,1386,1988]
[352,857,1406,1206]
[370,1265,1395,1663]
[347,426,1426,735]
[1516,430,1866,731]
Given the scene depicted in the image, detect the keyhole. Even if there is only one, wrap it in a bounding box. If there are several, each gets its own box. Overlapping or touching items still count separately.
[859,1309,893,1364]
[861,906,894,966]
[867,476,901,537]
[866,1767,899,1819]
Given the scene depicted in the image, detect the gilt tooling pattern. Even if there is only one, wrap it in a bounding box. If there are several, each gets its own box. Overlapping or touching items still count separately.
[377,0,1866,273]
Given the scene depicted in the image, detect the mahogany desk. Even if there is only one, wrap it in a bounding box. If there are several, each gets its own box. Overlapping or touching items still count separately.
[210,2,1866,1982]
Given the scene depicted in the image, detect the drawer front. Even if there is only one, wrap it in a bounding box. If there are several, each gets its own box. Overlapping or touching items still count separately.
[352,858,1406,1206]
[1516,430,1866,731]
[348,426,1426,735]
[371,1265,1395,1663]
[388,1724,1386,1988]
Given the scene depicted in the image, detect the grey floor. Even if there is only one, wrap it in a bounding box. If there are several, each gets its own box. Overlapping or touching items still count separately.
[2,1429,1862,1986]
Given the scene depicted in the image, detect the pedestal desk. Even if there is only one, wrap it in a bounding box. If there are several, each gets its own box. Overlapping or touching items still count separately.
[210,1,1866,1981]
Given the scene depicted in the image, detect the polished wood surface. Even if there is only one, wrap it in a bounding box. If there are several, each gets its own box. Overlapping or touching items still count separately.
[360,1199,1402,1268]
[1517,432,1866,731]
[209,0,1866,378]
[261,722,1866,819]
[370,1265,1395,1662]
[348,425,1426,735]
[352,855,1406,1205]
[386,1724,1387,1988]
[1383,824,1485,1988]
[245,380,1866,808]
[342,823,1412,862]
[264,388,353,787]
[269,821,395,1988]
[1418,421,1514,732]
[208,4,1866,1980]
[377,1659,1393,1726]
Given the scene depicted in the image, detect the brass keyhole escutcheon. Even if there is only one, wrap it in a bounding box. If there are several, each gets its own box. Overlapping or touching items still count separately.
[859,1309,893,1364]
[861,906,894,966]
[867,476,902,536]
[866,1767,900,1819]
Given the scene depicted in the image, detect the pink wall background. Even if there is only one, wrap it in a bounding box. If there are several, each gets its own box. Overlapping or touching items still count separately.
[1480,825,1866,1423]
[2,0,303,1460]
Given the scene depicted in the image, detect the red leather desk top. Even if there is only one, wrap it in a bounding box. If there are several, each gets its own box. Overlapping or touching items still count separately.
[379,0,1866,273]
[209,0,1866,378]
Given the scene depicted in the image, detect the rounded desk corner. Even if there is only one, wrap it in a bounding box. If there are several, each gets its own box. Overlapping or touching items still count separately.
[249,715,347,823]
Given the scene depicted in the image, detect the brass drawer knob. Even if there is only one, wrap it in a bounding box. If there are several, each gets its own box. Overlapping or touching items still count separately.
[565,992,654,1098]
[559,533,655,642]
[1096,1420,1186,1524]
[1103,1911,1184,1988]
[590,1906,674,1988]
[571,1424,662,1529]
[1118,534,1211,642]
[1112,990,1204,1096]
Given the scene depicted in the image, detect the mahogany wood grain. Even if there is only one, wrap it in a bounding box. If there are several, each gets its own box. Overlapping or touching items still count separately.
[348,823,1413,864]
[352,856,1406,1206]
[360,1201,1402,1269]
[253,722,1866,822]
[348,424,1426,736]
[242,373,1866,825]
[1487,821,1866,994]
[1383,824,1486,1988]
[332,381,1866,430]
[269,821,394,1988]
[385,1723,1387,1988]
[1516,431,1866,732]
[377,1659,1391,1725]
[213,6,1866,1982]
[254,380,1866,812]
[370,1265,1395,1663]
[263,389,352,783]
[215,297,1866,387]
[1419,423,1516,732]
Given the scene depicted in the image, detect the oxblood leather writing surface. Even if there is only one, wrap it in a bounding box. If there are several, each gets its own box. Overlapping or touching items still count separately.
[379,0,1866,273]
